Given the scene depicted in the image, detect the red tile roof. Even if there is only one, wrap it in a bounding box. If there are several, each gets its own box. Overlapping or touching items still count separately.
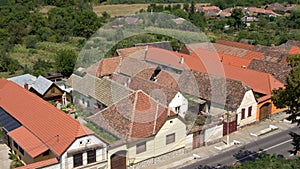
[218,52,251,67]
[86,91,176,144]
[0,78,94,156]
[16,158,58,169]
[85,57,120,77]
[289,46,300,55]
[8,126,48,158]
[222,65,284,95]
[248,7,278,15]
[217,40,255,50]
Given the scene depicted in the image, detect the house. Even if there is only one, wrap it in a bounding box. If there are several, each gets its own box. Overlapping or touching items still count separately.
[246,7,280,17]
[8,74,36,89]
[179,70,257,128]
[86,90,186,169]
[29,75,65,102]
[135,41,173,51]
[195,5,221,17]
[0,78,108,169]
[84,57,121,77]
[129,76,188,118]
[66,73,132,112]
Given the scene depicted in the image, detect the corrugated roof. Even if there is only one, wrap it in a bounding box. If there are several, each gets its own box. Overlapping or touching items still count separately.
[8,74,36,88]
[30,76,53,95]
[0,78,94,156]
[70,74,132,107]
[8,126,48,158]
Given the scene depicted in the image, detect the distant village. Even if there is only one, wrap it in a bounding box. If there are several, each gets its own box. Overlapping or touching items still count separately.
[0,35,299,169]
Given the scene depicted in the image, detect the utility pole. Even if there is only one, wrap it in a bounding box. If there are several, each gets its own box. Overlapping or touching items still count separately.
[226,108,230,146]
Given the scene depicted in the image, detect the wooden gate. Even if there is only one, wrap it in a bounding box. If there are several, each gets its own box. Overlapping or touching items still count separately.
[223,115,237,136]
[111,150,127,169]
[259,102,271,120]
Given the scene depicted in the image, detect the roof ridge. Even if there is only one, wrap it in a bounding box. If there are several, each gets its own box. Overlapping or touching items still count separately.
[128,90,138,139]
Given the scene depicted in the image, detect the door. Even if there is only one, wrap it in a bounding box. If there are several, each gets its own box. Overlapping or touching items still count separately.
[192,131,204,149]
[111,150,127,169]
[259,102,271,120]
[223,115,237,136]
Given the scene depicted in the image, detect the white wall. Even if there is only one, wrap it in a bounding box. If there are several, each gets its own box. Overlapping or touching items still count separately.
[169,92,188,117]
[50,135,108,169]
[236,90,257,127]
[204,124,223,143]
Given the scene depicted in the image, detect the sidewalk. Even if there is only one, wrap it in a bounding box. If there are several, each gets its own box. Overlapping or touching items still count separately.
[142,112,297,169]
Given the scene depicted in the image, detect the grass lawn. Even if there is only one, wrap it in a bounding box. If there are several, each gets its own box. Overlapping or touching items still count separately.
[85,122,118,143]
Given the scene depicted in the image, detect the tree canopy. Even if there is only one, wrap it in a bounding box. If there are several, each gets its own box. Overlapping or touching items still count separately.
[272,55,300,155]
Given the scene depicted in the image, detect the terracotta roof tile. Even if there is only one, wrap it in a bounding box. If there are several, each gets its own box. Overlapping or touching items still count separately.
[85,57,121,77]
[218,52,251,67]
[178,70,251,110]
[129,77,179,105]
[86,91,176,143]
[118,57,156,77]
[217,40,254,50]
[116,46,146,59]
[0,78,93,156]
[16,158,58,169]
[135,41,173,51]
[289,46,300,55]
[8,126,48,158]
[248,59,291,83]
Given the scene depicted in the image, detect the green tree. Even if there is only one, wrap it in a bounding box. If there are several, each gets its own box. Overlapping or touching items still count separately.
[272,55,300,155]
[54,49,77,77]
[231,8,244,30]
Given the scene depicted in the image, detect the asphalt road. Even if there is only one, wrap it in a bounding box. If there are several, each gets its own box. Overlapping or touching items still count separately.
[180,126,300,169]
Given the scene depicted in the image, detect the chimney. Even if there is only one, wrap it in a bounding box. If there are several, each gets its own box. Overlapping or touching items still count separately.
[179,56,184,64]
[24,83,29,90]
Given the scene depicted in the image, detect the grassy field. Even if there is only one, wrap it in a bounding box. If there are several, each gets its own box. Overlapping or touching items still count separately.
[93,4,148,17]
[93,3,210,17]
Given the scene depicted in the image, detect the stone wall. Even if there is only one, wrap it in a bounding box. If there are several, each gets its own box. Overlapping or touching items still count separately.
[132,148,184,169]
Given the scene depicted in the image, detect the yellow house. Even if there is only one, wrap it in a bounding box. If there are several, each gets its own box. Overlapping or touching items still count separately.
[86,90,187,169]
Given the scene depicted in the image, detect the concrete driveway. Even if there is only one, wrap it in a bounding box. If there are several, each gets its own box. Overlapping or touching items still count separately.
[0,144,11,169]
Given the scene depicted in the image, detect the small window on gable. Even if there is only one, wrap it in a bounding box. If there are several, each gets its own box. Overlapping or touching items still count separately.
[136,142,146,154]
[166,133,175,145]
[79,141,83,145]
[175,106,180,113]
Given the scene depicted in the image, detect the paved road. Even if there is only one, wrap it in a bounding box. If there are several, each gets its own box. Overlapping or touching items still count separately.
[180,126,300,169]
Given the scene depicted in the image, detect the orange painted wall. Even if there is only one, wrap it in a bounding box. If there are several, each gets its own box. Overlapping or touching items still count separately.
[256,99,287,121]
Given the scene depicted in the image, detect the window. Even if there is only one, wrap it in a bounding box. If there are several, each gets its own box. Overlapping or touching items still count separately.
[136,142,146,154]
[19,146,24,155]
[241,108,245,120]
[13,141,18,149]
[166,133,175,145]
[73,153,83,168]
[175,106,180,113]
[87,149,96,164]
[81,98,85,104]
[248,106,252,117]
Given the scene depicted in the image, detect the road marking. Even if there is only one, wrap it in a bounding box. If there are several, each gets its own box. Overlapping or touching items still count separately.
[263,139,292,151]
[236,139,293,163]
